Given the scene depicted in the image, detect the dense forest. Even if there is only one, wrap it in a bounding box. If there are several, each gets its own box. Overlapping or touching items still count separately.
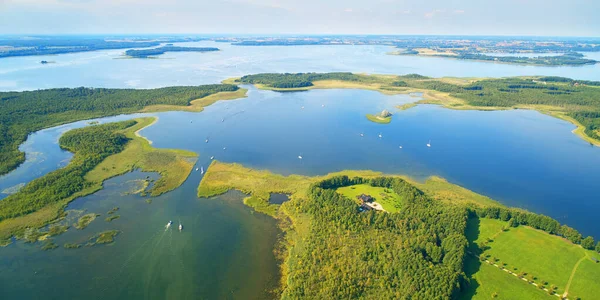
[124,46,219,58]
[238,72,600,142]
[0,84,238,175]
[0,120,135,221]
[283,175,468,299]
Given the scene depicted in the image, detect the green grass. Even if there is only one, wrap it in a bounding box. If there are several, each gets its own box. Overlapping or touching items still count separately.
[396,103,417,111]
[366,114,391,124]
[64,243,81,249]
[47,224,69,236]
[478,220,589,296]
[461,256,552,300]
[41,240,58,251]
[336,184,402,212]
[566,253,600,300]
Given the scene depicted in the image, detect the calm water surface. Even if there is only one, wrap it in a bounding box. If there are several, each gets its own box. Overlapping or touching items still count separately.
[1,41,600,91]
[0,171,280,299]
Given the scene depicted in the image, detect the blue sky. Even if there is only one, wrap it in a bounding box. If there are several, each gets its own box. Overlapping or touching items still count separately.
[1,0,598,36]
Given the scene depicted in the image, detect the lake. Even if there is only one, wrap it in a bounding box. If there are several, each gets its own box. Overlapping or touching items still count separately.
[1,41,600,91]
[1,43,600,299]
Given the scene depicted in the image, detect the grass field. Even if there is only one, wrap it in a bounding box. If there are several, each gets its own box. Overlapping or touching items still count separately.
[468,218,600,299]
[86,117,197,196]
[336,184,402,212]
[365,114,391,124]
[461,256,552,300]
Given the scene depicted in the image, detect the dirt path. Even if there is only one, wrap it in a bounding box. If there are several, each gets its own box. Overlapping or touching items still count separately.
[563,254,588,298]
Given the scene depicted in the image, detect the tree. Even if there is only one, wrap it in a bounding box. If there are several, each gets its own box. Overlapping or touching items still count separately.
[596,241,600,253]
[581,236,595,249]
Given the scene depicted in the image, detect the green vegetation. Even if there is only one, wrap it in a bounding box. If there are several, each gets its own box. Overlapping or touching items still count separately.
[0,84,238,175]
[125,46,219,58]
[461,257,551,300]
[365,113,391,124]
[107,207,119,215]
[41,240,58,251]
[397,102,418,110]
[277,175,469,298]
[48,225,69,236]
[95,230,120,244]
[105,215,120,222]
[74,213,99,230]
[64,243,82,249]
[468,217,600,300]
[0,117,197,241]
[336,184,403,212]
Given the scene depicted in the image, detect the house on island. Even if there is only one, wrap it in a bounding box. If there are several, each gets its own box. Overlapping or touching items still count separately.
[356,194,385,212]
[379,109,392,118]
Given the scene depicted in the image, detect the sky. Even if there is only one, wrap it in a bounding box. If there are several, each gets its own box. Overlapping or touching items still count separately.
[1,0,599,36]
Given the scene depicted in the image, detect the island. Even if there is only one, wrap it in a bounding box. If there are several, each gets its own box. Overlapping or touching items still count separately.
[124,45,220,58]
[366,109,392,124]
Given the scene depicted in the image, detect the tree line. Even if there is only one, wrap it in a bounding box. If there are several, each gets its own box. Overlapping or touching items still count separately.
[0,84,238,176]
[473,206,600,253]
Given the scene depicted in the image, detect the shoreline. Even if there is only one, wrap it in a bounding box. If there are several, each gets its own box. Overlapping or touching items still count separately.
[134,116,158,145]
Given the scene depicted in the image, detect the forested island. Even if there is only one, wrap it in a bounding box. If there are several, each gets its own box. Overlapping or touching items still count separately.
[0,84,239,175]
[236,72,600,145]
[198,161,600,299]
[124,46,219,58]
[0,36,204,58]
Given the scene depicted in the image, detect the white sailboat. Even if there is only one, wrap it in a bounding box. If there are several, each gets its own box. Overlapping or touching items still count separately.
[378,133,382,138]
[298,155,303,160]
[166,220,172,229]
[195,167,199,171]
[179,223,183,232]
[205,137,209,143]
[427,140,431,148]
[399,146,403,149]
[360,133,364,137]
[200,166,204,174]
[210,156,215,160]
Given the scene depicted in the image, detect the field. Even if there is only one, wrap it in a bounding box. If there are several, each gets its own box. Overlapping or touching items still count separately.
[336,184,402,212]
[470,218,600,299]
[461,256,552,300]
[86,117,197,196]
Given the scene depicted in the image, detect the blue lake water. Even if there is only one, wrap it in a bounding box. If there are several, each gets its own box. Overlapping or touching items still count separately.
[1,41,600,91]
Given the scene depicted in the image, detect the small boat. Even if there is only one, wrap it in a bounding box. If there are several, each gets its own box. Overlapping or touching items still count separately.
[166,220,172,229]
[321,104,325,107]
[195,167,199,171]
[427,140,431,148]
[360,133,364,137]
[205,138,209,143]
[210,156,215,160]
[301,106,305,109]
[298,155,303,160]
[399,146,403,149]
[200,166,204,174]
[378,133,382,138]
[223,147,227,150]
[179,223,183,231]
[221,118,225,122]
